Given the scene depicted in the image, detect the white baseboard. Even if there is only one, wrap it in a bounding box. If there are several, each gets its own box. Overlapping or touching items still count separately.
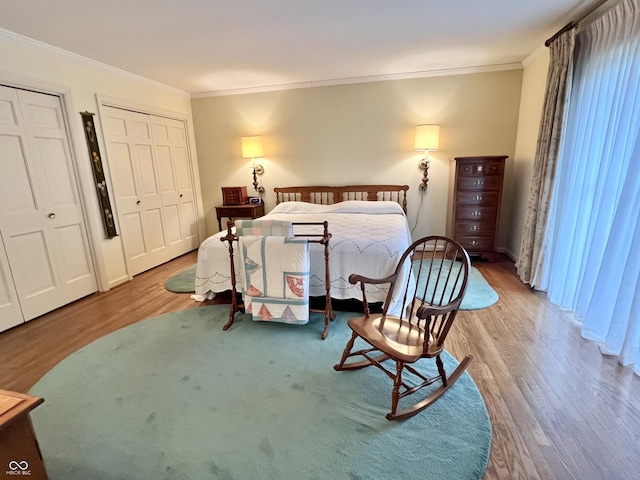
[497,246,518,262]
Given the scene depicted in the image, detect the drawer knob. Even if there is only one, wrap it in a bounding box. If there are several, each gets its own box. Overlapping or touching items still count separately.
[471,225,480,231]
[472,210,482,217]
[474,180,484,186]
[474,195,483,201]
[471,240,478,246]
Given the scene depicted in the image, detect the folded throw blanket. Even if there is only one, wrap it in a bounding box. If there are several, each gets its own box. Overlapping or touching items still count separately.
[235,219,293,237]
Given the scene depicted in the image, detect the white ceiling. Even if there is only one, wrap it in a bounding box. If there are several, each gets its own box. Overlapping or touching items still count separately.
[1,0,600,95]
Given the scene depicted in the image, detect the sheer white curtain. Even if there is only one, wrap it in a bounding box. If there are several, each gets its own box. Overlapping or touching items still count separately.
[541,0,640,374]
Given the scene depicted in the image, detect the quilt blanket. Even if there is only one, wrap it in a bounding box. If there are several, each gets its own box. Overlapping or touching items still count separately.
[239,236,310,324]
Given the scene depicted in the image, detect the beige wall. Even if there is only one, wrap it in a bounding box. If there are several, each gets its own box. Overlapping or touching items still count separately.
[1,27,545,290]
[0,32,202,289]
[192,69,523,242]
[506,48,550,260]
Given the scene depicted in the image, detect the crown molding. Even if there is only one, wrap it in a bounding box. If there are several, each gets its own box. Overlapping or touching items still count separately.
[522,45,548,67]
[191,62,524,98]
[0,28,189,98]
[1,27,525,100]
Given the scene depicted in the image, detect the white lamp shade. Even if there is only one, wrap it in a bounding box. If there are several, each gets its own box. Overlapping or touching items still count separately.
[241,136,264,158]
[414,124,440,151]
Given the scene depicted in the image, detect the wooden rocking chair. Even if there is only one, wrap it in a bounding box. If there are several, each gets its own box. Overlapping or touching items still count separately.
[334,236,472,420]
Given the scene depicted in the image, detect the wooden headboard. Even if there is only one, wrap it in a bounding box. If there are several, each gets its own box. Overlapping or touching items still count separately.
[274,185,409,213]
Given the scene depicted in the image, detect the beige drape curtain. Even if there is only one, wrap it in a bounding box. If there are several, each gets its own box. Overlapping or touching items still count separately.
[516,29,576,287]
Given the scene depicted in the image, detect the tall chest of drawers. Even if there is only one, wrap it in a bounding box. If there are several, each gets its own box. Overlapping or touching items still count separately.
[451,156,507,259]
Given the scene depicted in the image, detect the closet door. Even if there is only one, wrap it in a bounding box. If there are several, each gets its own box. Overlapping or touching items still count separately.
[151,116,198,257]
[0,86,97,322]
[102,107,170,275]
[0,233,22,331]
[0,87,26,329]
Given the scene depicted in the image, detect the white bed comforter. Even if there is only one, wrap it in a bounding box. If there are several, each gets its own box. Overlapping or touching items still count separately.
[194,200,413,312]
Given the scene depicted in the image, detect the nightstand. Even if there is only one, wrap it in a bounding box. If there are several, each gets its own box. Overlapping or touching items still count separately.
[216,203,265,231]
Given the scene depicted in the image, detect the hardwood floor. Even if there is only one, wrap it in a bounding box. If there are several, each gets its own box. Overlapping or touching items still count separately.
[0,251,218,393]
[1,251,638,479]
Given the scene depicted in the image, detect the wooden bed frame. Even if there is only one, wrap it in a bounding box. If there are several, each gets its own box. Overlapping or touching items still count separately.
[274,184,409,213]
[218,184,410,340]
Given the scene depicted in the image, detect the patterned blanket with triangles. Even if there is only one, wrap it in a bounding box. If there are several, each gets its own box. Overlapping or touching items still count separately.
[238,235,310,324]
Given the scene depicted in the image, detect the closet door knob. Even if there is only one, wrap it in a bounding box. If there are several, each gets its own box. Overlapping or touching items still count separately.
[136,200,141,205]
[48,213,56,219]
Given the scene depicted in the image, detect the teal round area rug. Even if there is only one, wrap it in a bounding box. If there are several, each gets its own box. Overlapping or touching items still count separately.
[164,264,197,293]
[30,305,491,480]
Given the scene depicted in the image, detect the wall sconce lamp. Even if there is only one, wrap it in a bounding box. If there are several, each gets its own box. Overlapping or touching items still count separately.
[241,135,265,192]
[414,124,440,191]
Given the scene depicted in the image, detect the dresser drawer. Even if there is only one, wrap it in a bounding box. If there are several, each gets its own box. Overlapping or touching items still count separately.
[454,221,496,237]
[456,236,495,252]
[455,206,497,222]
[455,191,499,206]
[457,175,504,191]
[220,206,249,217]
[458,161,504,176]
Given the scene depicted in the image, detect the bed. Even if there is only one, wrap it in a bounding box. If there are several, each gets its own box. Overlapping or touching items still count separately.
[194,184,412,313]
